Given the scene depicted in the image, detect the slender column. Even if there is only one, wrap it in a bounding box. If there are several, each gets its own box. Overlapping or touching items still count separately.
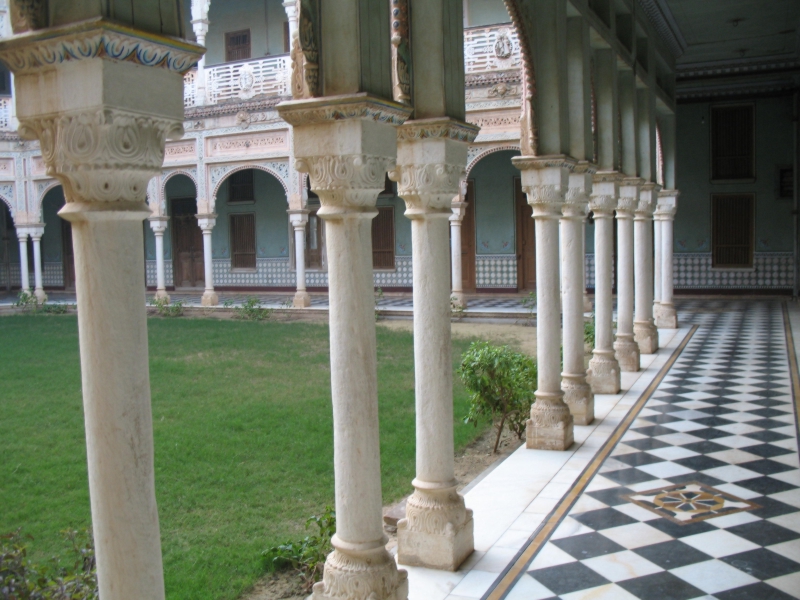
[653,209,662,321]
[30,225,46,303]
[16,229,29,292]
[562,166,594,424]
[289,210,311,307]
[149,217,170,302]
[656,190,678,328]
[191,0,210,105]
[587,173,621,393]
[197,215,218,306]
[582,218,592,313]
[279,97,410,600]
[615,180,640,371]
[1,21,203,598]
[634,183,659,354]
[514,156,575,451]
[450,197,467,308]
[393,119,476,571]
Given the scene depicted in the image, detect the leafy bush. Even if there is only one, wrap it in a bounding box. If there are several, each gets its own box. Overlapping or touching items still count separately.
[458,342,537,453]
[520,292,537,324]
[262,507,335,594]
[0,529,97,600]
[450,296,466,321]
[584,316,595,347]
[13,291,38,313]
[226,297,273,321]
[150,296,184,318]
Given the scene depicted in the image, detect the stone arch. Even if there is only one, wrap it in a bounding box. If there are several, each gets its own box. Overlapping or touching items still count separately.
[466,145,521,177]
[34,180,61,221]
[501,0,537,154]
[0,193,13,218]
[211,164,290,204]
[161,169,199,199]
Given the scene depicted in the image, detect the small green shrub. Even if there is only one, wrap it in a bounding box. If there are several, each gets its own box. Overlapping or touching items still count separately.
[262,507,335,594]
[521,292,537,324]
[458,342,537,453]
[40,303,69,315]
[584,316,596,347]
[231,297,273,321]
[150,296,184,318]
[13,291,38,313]
[450,296,466,321]
[0,529,97,600]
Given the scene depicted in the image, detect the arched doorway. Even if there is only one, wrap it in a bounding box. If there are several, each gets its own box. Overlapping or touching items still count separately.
[41,186,73,290]
[166,174,204,289]
[0,200,12,291]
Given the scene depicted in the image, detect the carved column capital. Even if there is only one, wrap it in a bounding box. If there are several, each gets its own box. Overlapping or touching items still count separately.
[196,214,217,231]
[149,216,169,234]
[656,189,679,221]
[450,201,468,222]
[288,208,310,229]
[635,183,660,219]
[589,171,621,217]
[295,154,396,212]
[617,178,643,218]
[564,168,594,220]
[513,155,576,219]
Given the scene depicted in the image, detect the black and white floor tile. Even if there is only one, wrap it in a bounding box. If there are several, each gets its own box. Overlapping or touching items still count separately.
[506,301,800,600]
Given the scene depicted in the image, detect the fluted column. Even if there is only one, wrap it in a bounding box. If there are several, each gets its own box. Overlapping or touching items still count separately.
[289,210,311,307]
[197,215,218,306]
[17,229,29,292]
[562,166,593,425]
[587,173,621,393]
[0,21,204,599]
[513,156,575,451]
[30,225,46,303]
[615,179,640,372]
[634,183,659,354]
[450,198,467,308]
[279,96,410,600]
[149,217,170,301]
[656,190,678,328]
[392,119,476,571]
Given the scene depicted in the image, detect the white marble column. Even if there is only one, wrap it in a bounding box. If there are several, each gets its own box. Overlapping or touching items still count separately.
[513,156,575,451]
[30,225,46,303]
[562,167,593,425]
[656,190,678,328]
[615,180,640,372]
[634,184,659,354]
[190,0,210,104]
[16,229,29,292]
[393,119,476,571]
[1,21,203,599]
[279,96,410,600]
[653,209,662,321]
[450,198,467,308]
[289,209,311,307]
[587,173,621,393]
[149,217,170,302]
[196,215,217,306]
[582,219,592,313]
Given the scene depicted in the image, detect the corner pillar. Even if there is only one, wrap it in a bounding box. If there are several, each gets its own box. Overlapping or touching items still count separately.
[656,190,678,328]
[513,156,575,451]
[587,172,621,393]
[196,214,218,306]
[289,209,311,307]
[149,217,170,302]
[615,179,640,371]
[634,183,659,354]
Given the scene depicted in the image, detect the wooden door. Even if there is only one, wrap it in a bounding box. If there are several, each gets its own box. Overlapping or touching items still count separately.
[305,210,324,269]
[171,197,204,288]
[515,177,536,291]
[61,219,75,290]
[461,180,476,293]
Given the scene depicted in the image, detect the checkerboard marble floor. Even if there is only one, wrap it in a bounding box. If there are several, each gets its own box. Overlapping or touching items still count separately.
[505,301,800,600]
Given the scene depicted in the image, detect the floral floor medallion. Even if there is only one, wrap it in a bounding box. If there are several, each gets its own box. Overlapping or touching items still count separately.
[626,482,761,525]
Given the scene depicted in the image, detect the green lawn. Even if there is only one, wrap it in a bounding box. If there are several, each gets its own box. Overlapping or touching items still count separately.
[0,315,485,600]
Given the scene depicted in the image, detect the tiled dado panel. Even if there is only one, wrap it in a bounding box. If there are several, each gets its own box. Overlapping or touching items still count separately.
[476,254,517,288]
[308,256,415,289]
[145,260,175,288]
[674,252,793,289]
[43,262,63,287]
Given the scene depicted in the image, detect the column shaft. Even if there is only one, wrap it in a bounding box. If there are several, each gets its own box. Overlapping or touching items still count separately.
[17,233,29,292]
[290,211,311,307]
[198,216,218,306]
[31,231,46,303]
[656,191,678,328]
[615,180,640,371]
[653,214,662,318]
[450,201,466,308]
[633,185,659,354]
[150,218,169,302]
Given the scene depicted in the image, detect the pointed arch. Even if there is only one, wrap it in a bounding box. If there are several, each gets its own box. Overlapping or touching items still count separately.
[211,164,290,202]
[466,145,521,177]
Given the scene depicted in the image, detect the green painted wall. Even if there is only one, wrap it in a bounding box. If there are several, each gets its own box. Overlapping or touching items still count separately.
[376,195,412,257]
[465,0,510,26]
[41,187,66,263]
[471,150,519,255]
[675,95,795,253]
[206,0,288,66]
[213,170,289,259]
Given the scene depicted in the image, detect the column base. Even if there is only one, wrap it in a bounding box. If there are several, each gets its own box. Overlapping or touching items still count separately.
[155,289,170,302]
[583,292,593,313]
[587,350,621,394]
[614,335,640,372]
[655,303,678,329]
[201,290,218,307]
[562,374,594,425]
[34,288,47,304]
[526,392,574,451]
[634,321,659,354]
[293,291,312,308]
[397,485,474,571]
[450,292,467,309]
[311,547,408,600]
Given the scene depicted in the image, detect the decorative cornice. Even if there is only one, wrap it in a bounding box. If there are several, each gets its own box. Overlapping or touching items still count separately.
[465,70,521,89]
[676,55,800,80]
[636,0,686,59]
[0,18,203,75]
[512,154,577,172]
[277,93,411,127]
[396,118,479,144]
[184,96,286,119]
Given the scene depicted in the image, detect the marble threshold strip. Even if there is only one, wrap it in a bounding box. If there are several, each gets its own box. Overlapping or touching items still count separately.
[481,325,700,600]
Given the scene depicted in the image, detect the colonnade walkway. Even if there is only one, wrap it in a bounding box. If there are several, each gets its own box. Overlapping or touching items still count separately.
[410,299,800,600]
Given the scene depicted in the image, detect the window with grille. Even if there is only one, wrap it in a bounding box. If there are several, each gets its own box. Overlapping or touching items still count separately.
[225,29,251,62]
[712,194,754,268]
[711,104,754,181]
[230,213,256,269]
[228,170,254,204]
[372,206,395,269]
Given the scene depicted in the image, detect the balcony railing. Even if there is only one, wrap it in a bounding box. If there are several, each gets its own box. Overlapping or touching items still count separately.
[464,24,521,74]
[183,69,197,109]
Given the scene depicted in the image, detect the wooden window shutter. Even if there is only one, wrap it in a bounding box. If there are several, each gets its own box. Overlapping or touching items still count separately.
[712,193,754,268]
[225,29,251,62]
[711,105,754,181]
[372,206,395,269]
[228,170,254,203]
[230,213,257,269]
